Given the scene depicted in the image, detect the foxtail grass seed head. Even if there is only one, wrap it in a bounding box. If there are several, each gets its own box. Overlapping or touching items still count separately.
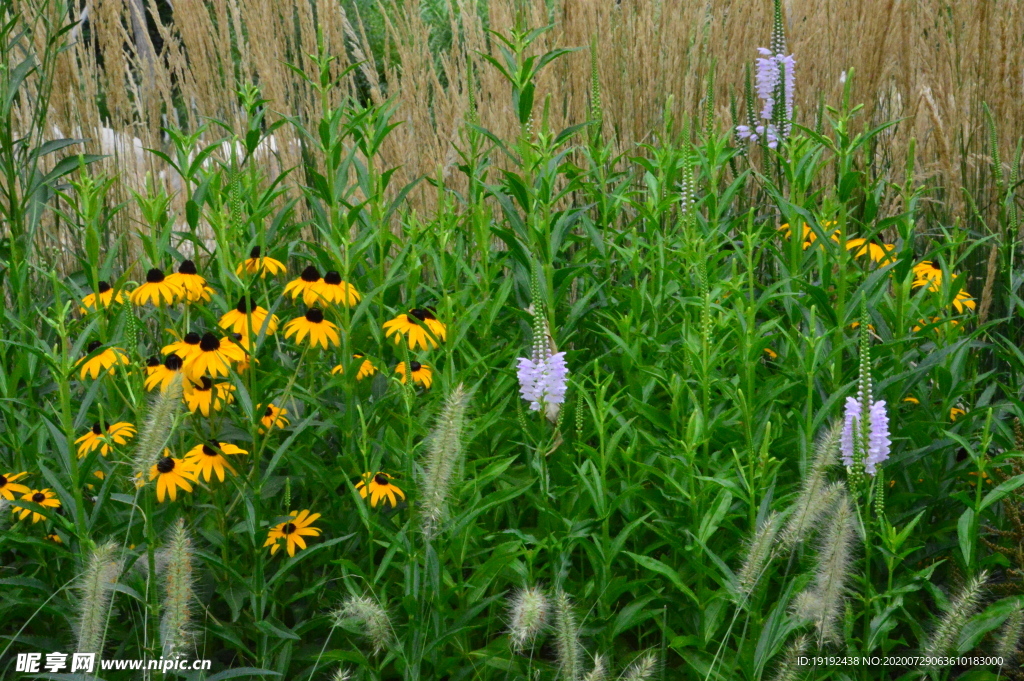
[331,667,351,681]
[132,372,183,481]
[507,585,549,652]
[793,489,855,644]
[76,542,123,656]
[779,424,841,548]
[583,654,607,681]
[334,595,393,655]
[770,635,809,681]
[736,511,781,600]
[620,653,657,681]
[553,589,583,681]
[923,571,989,664]
[996,606,1024,662]
[159,519,196,659]
[420,383,470,538]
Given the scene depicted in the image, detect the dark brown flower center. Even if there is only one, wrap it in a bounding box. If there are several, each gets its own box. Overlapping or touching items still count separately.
[98,281,111,293]
[300,265,320,282]
[156,457,175,473]
[305,308,324,323]
[178,260,197,275]
[147,356,160,367]
[199,333,220,351]
[32,492,45,503]
[146,268,165,283]
[410,308,435,321]
[164,354,183,370]
[194,376,213,391]
[409,361,422,372]
[283,523,297,534]
[92,422,102,435]
[202,443,218,456]
[324,271,342,285]
[236,297,258,313]
[0,475,7,487]
[249,245,262,258]
[374,474,389,486]
[87,341,102,353]
[184,332,201,344]
[264,406,274,417]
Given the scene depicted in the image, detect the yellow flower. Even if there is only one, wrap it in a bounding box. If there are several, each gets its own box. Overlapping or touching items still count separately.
[0,472,30,501]
[75,421,136,457]
[777,221,839,249]
[283,265,323,305]
[912,317,959,333]
[219,297,279,338]
[148,452,198,502]
[845,238,896,264]
[952,289,976,313]
[164,260,213,303]
[236,246,286,277]
[902,396,920,404]
[383,309,447,351]
[950,407,966,422]
[763,347,777,360]
[80,281,129,313]
[45,533,62,543]
[130,268,182,306]
[259,404,289,432]
[283,308,339,349]
[395,361,432,388]
[264,509,322,557]
[183,333,246,381]
[12,488,61,523]
[911,261,943,291]
[144,356,162,376]
[184,441,248,483]
[311,271,361,307]
[331,355,377,381]
[355,472,406,509]
[162,332,202,364]
[145,354,185,392]
[183,376,235,416]
[77,341,130,380]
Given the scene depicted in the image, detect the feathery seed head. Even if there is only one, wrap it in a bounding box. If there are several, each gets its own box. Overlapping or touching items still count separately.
[770,635,809,681]
[553,589,583,681]
[333,595,393,655]
[583,654,607,681]
[132,372,183,480]
[507,585,549,652]
[924,571,989,663]
[996,605,1024,662]
[621,653,657,681]
[736,511,781,600]
[76,542,123,655]
[159,519,196,659]
[420,383,470,538]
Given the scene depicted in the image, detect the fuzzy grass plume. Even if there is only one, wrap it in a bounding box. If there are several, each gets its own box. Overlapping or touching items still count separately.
[779,422,841,548]
[736,511,781,601]
[793,487,855,644]
[75,542,122,655]
[507,585,549,653]
[131,372,183,480]
[159,519,196,659]
[333,595,393,655]
[583,654,607,681]
[553,589,583,681]
[331,667,351,681]
[619,653,657,681]
[923,570,988,665]
[770,635,809,681]
[419,383,470,538]
[996,606,1024,665]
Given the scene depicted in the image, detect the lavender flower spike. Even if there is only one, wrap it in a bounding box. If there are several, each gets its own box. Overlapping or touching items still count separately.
[516,352,569,421]
[840,397,891,476]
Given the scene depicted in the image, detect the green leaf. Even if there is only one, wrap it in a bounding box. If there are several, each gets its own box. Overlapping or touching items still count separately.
[623,552,698,604]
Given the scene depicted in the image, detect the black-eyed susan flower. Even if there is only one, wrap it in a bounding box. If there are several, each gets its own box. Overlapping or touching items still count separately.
[130,267,182,306]
[845,238,896,264]
[331,354,377,381]
[762,347,777,360]
[355,472,406,509]
[283,308,339,349]
[314,271,361,307]
[395,361,432,388]
[78,341,130,380]
[263,509,322,557]
[911,261,943,291]
[259,404,289,432]
[162,332,202,363]
[236,246,286,277]
[952,289,976,313]
[777,222,840,249]
[903,396,920,404]
[13,488,60,523]
[184,441,247,483]
[912,317,959,333]
[149,453,197,502]
[383,309,447,351]
[80,281,129,313]
[75,421,136,457]
[219,297,280,337]
[950,407,966,422]
[144,356,162,376]
[184,376,235,416]
[184,333,245,381]
[45,533,63,543]
[145,354,185,392]
[165,260,213,302]
[0,472,29,501]
[283,265,323,305]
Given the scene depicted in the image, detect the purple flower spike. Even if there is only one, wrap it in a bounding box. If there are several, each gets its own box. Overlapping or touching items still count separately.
[841,397,891,476]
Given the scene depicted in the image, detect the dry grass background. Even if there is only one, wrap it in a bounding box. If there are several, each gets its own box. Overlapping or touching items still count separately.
[7,0,1024,268]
